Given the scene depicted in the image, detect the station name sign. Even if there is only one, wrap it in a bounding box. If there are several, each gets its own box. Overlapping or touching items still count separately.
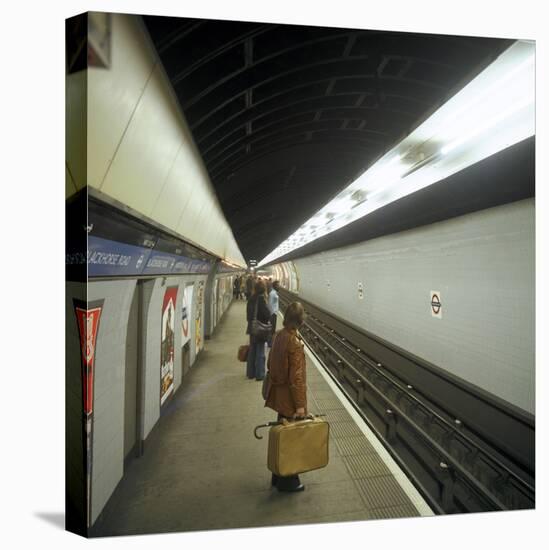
[66,194,216,279]
[67,236,213,277]
[218,262,243,273]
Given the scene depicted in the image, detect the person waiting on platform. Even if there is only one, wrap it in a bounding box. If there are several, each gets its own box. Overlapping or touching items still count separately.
[267,280,280,347]
[246,279,272,381]
[233,275,240,300]
[239,275,246,300]
[245,275,253,300]
[264,301,307,492]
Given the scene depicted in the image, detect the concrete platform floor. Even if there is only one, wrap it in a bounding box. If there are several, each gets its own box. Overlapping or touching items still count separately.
[93,300,423,537]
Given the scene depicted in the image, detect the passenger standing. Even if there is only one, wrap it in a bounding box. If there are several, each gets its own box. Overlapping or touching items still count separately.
[245,275,253,300]
[239,276,246,300]
[264,302,307,492]
[233,276,240,300]
[246,279,271,381]
[268,280,280,347]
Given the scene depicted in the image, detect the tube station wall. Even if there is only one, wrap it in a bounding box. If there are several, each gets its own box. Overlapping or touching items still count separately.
[272,199,535,414]
[67,270,240,526]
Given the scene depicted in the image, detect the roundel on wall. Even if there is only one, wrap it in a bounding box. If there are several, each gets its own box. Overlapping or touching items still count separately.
[430,291,442,319]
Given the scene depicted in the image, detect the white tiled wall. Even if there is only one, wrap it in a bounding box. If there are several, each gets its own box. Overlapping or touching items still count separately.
[87,279,137,524]
[293,199,535,414]
[66,282,87,524]
[84,271,232,525]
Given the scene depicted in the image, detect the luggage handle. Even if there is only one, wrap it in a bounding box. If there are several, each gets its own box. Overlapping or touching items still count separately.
[284,413,326,423]
[253,414,326,439]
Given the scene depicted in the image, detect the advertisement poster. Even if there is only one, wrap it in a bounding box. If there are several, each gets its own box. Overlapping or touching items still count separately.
[74,299,103,528]
[216,278,222,323]
[212,279,218,330]
[181,284,193,348]
[75,305,103,416]
[161,286,178,406]
[217,277,225,322]
[195,280,204,352]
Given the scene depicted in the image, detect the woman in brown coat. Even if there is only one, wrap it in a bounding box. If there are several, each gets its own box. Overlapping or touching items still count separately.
[264,301,307,492]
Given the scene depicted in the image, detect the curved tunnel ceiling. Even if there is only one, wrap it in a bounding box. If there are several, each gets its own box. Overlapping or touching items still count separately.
[142,15,512,262]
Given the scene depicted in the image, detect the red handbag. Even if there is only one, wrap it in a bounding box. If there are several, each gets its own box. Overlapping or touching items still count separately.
[238,344,249,362]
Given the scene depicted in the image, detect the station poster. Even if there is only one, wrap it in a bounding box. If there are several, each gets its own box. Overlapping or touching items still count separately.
[73,299,103,528]
[216,278,222,323]
[181,284,193,348]
[160,286,178,405]
[212,279,218,330]
[195,280,204,352]
[74,304,103,416]
[217,277,226,322]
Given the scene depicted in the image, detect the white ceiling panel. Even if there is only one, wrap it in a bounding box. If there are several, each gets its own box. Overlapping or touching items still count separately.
[66,69,87,192]
[149,143,189,232]
[65,164,78,199]
[100,63,182,216]
[87,13,156,190]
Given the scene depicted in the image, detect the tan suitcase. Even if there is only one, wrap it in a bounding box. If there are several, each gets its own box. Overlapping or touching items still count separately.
[267,417,330,477]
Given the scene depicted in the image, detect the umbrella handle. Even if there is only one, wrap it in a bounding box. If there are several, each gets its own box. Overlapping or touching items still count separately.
[253,421,281,439]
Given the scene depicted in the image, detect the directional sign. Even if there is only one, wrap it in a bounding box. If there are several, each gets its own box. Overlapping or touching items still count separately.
[430,291,442,319]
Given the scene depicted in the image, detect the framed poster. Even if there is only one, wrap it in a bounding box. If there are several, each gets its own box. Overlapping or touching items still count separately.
[195,280,204,352]
[181,284,193,348]
[217,277,223,321]
[160,286,178,405]
[212,278,218,330]
[73,299,103,528]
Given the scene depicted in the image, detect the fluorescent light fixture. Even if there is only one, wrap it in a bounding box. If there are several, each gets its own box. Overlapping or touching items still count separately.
[258,39,534,268]
[441,96,533,155]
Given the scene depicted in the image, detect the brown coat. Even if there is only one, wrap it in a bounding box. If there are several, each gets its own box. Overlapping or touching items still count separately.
[264,327,307,418]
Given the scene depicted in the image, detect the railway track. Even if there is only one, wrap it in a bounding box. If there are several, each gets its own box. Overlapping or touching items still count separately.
[278,289,535,514]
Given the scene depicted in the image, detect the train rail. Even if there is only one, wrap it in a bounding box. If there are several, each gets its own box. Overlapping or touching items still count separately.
[278,288,535,514]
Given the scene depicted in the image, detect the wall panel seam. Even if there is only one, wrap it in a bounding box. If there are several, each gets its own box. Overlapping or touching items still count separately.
[97,61,158,191]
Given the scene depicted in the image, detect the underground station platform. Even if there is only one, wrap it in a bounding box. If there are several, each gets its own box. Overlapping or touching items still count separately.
[91,300,431,537]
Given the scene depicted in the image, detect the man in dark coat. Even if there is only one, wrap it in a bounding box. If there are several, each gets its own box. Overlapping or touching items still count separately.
[245,275,253,300]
